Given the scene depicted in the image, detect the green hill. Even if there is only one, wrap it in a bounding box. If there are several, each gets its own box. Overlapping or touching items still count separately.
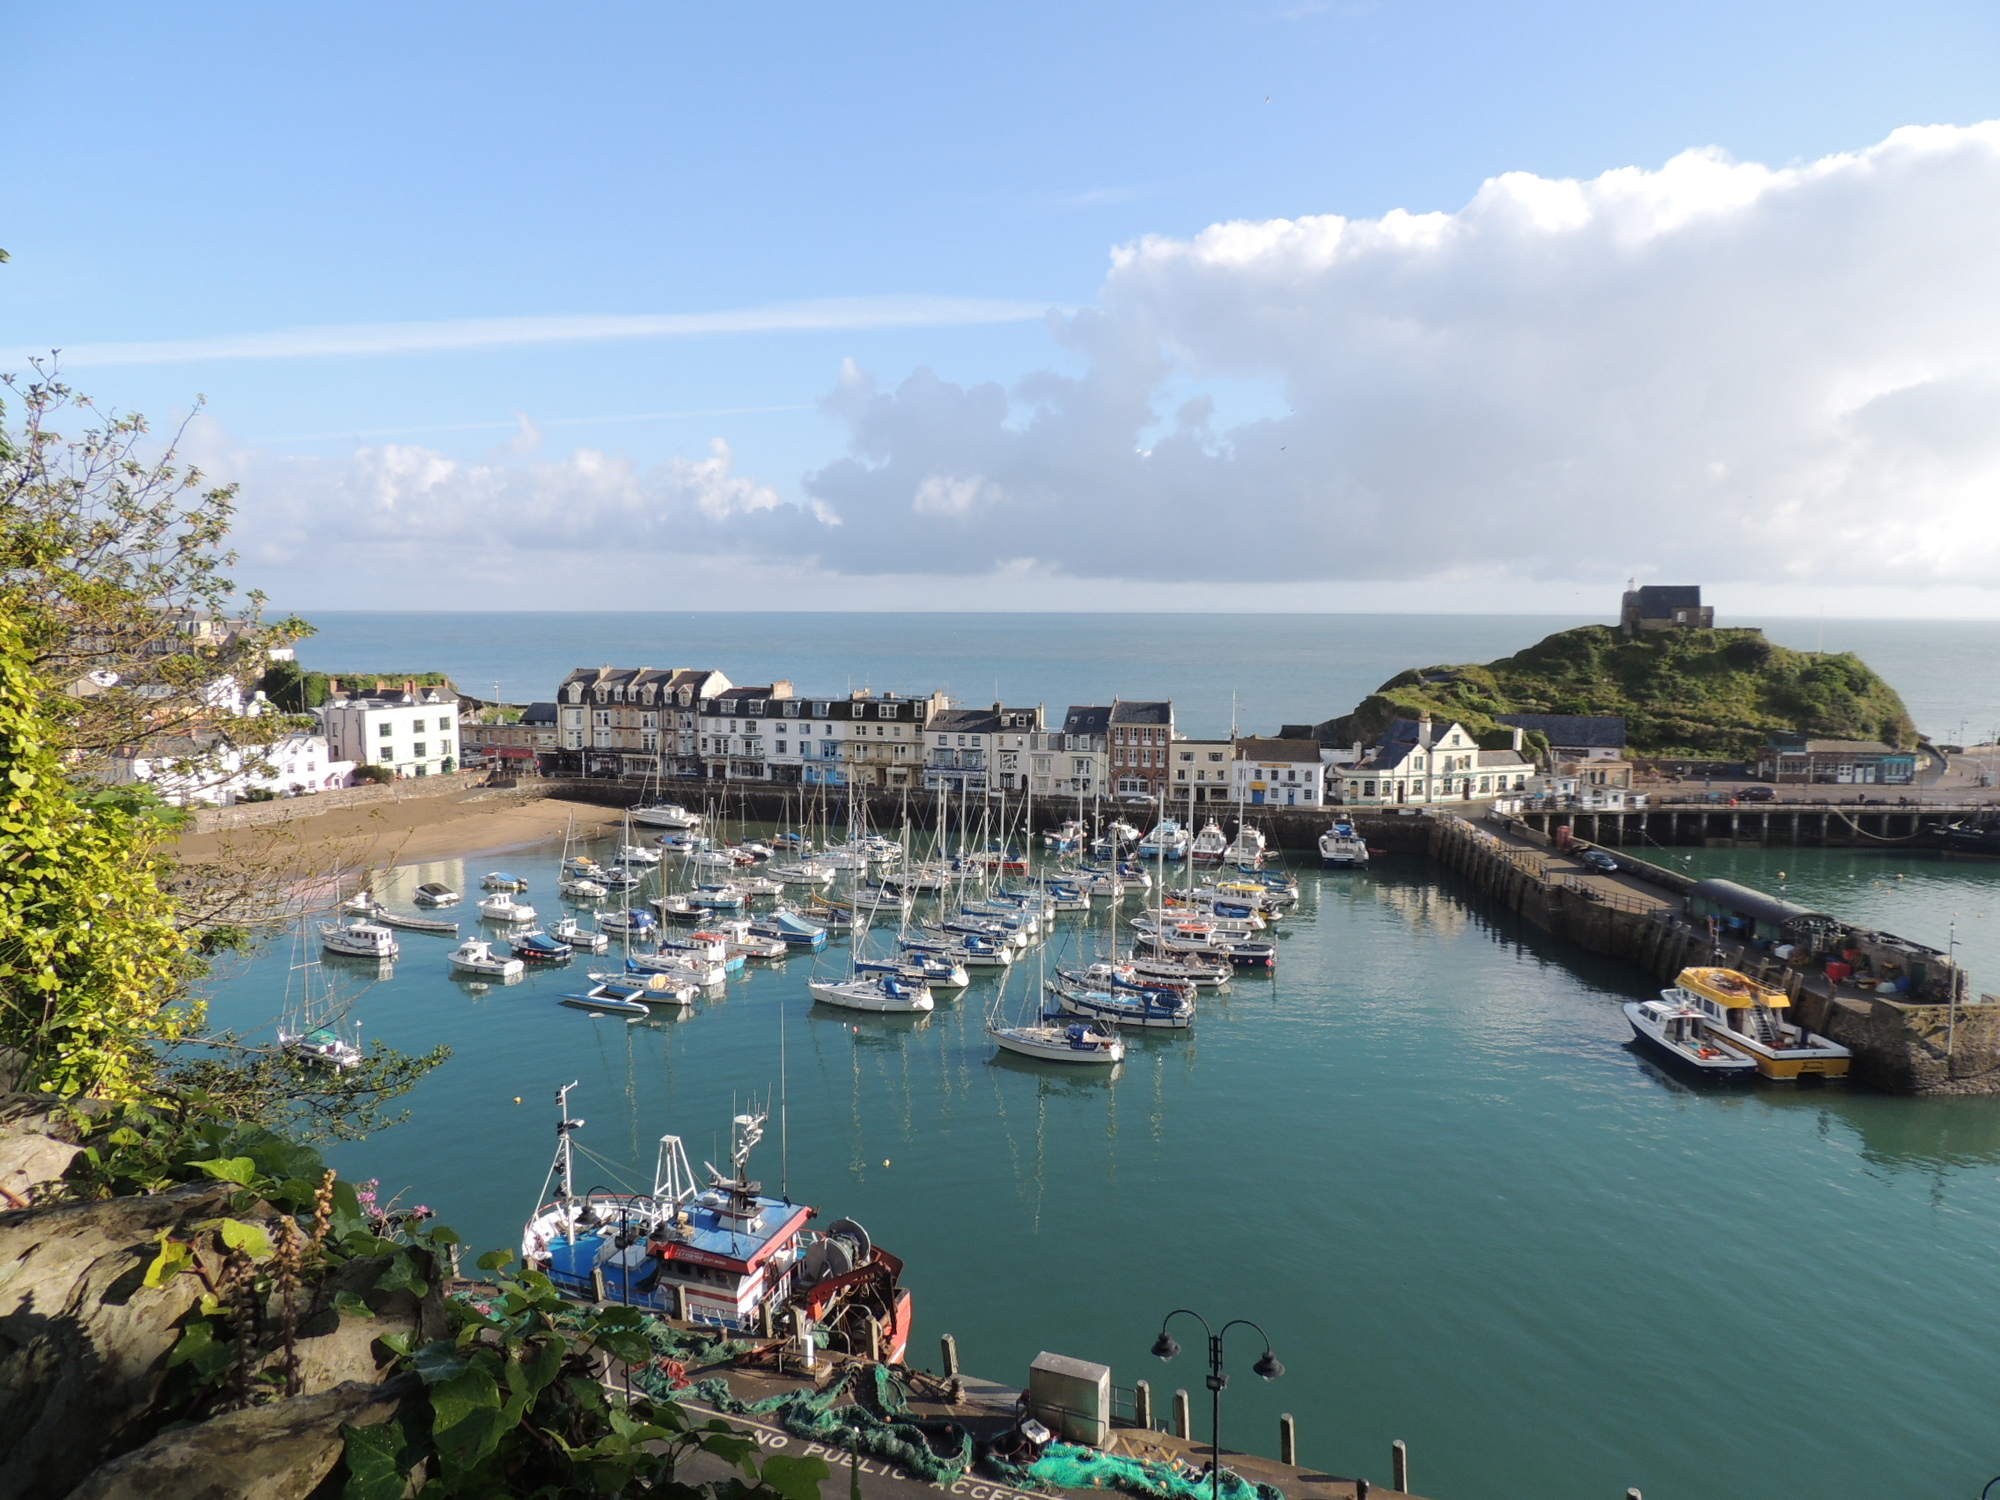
[1321,626,1917,759]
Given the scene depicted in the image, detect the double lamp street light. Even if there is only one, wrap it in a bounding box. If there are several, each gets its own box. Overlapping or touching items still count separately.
[1151,1308,1284,1500]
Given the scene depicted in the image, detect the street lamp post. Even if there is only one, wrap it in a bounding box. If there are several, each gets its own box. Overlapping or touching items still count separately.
[1151,1309,1284,1500]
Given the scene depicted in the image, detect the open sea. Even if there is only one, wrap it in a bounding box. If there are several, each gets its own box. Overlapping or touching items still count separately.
[200,613,2000,1499]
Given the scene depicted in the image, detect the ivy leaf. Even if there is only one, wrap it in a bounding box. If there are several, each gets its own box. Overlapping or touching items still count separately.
[186,1155,258,1185]
[166,1320,215,1368]
[412,1340,470,1386]
[375,1250,429,1299]
[340,1420,412,1500]
[475,1247,513,1273]
[761,1453,833,1500]
[333,1291,375,1320]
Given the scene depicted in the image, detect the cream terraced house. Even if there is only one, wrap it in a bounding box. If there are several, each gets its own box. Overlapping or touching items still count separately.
[557,666,733,777]
[1168,738,1237,806]
[1340,716,1534,805]
[321,684,461,778]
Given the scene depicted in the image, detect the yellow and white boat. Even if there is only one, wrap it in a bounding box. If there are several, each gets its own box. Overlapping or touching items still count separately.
[1667,967,1852,1080]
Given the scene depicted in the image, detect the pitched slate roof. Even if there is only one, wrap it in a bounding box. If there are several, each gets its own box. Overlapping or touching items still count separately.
[1633,585,1703,616]
[1109,700,1173,727]
[1063,705,1112,736]
[521,702,557,726]
[1234,737,1323,764]
[1495,713,1627,750]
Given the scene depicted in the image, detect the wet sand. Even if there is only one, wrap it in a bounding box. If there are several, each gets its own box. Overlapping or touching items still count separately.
[172,791,624,870]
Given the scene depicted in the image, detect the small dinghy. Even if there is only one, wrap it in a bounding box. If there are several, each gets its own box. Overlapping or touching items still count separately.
[449,938,524,978]
[478,893,537,924]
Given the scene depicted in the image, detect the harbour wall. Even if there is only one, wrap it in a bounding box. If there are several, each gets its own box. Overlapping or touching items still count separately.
[183,769,489,834]
[1428,815,2000,1095]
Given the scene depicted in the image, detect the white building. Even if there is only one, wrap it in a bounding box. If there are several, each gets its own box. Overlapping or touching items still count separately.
[321,684,461,778]
[1340,717,1534,806]
[1230,738,1328,808]
[115,733,353,806]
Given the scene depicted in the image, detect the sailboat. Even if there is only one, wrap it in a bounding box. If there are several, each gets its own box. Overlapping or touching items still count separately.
[277,917,364,1069]
[986,918,1123,1064]
[808,915,934,1012]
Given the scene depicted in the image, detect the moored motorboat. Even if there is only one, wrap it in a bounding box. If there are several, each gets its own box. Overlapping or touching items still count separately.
[1042,819,1086,852]
[1227,824,1267,866]
[320,920,400,959]
[1623,996,1757,1078]
[414,881,461,907]
[1319,819,1369,868]
[560,877,609,900]
[631,802,702,830]
[1138,819,1192,862]
[1190,820,1230,862]
[618,844,662,865]
[747,910,828,950]
[597,907,659,937]
[545,916,610,953]
[1669,967,1853,1079]
[478,893,538,924]
[449,938,524,978]
[482,871,529,891]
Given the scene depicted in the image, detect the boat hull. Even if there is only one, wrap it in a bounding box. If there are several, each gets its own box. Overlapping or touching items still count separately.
[990,1025,1124,1064]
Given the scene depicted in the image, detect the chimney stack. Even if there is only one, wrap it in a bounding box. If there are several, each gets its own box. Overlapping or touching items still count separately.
[1418,713,1433,750]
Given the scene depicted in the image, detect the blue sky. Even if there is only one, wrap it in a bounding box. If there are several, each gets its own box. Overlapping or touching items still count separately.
[6,3,2000,610]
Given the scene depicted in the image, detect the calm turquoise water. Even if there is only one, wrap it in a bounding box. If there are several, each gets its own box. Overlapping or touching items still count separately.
[286,612,2000,743]
[204,828,2000,1500]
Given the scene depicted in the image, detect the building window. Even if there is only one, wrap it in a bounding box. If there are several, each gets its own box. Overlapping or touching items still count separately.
[776,741,787,754]
[784,701,799,717]
[877,705,896,719]
[413,743,427,757]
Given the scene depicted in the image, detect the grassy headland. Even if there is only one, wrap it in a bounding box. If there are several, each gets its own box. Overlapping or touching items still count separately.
[1319,625,1917,759]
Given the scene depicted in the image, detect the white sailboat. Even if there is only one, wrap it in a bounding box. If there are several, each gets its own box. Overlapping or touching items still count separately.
[278,919,364,1069]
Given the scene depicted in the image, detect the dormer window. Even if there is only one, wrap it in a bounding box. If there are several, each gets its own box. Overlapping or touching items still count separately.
[723,701,737,715]
[877,705,895,719]
[594,689,606,704]
[679,689,691,706]
[749,700,766,715]
[784,701,799,717]
[814,702,830,717]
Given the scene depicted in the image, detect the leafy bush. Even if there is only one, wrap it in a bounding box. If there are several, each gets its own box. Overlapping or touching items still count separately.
[353,765,395,785]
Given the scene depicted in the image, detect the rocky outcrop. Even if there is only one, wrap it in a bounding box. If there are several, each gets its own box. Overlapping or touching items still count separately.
[65,1374,419,1500]
[0,1098,441,1499]
[0,1180,238,1499]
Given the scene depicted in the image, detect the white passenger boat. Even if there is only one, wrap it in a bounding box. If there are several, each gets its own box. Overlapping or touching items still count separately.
[808,976,934,1013]
[449,938,524,979]
[1623,996,1758,1077]
[478,893,538,924]
[1669,967,1853,1080]
[319,920,400,959]
[631,802,702,829]
[1318,820,1369,868]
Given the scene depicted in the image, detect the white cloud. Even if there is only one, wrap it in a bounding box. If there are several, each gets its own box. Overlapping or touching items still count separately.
[209,121,2000,609]
[15,295,1049,368]
[795,122,2000,590]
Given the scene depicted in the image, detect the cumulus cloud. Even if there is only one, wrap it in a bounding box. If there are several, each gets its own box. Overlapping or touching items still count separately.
[797,122,2000,587]
[216,121,2000,603]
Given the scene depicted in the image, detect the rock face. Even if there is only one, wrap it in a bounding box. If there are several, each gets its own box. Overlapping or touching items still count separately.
[0,1180,238,1500]
[0,1098,441,1498]
[65,1374,418,1500]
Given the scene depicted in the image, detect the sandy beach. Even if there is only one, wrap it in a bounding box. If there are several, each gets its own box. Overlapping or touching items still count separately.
[172,790,625,870]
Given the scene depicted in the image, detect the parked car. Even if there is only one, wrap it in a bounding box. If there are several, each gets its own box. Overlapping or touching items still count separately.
[1580,849,1619,872]
[1740,785,1777,801]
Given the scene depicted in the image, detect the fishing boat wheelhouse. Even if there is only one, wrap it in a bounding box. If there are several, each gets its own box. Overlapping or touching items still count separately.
[1669,966,1852,1079]
[521,1089,912,1361]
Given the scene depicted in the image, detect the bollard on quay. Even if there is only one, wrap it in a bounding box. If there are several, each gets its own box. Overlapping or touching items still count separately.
[1134,1379,1153,1430]
[1392,1440,1407,1493]
[941,1334,960,1377]
[1279,1414,1295,1466]
[1172,1388,1192,1439]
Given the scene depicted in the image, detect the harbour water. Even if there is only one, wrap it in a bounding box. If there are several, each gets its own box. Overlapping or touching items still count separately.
[289,611,2000,743]
[206,824,2000,1500]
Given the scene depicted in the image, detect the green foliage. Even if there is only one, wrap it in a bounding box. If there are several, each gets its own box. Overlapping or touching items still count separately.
[346,1250,829,1500]
[0,612,201,1099]
[1328,625,1918,758]
[160,1038,453,1142]
[352,764,396,785]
